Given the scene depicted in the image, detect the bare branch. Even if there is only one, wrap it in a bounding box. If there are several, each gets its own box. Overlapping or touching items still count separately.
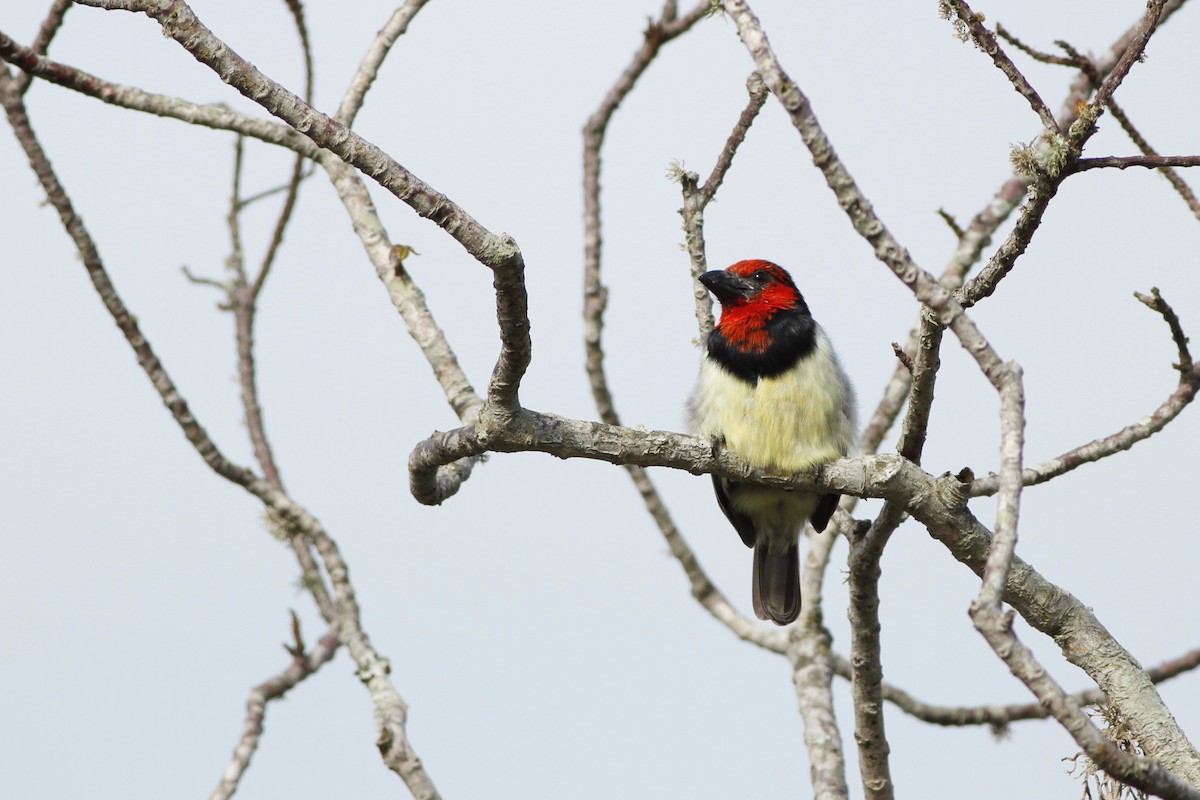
[249,483,442,798]
[788,527,850,800]
[676,72,770,336]
[77,0,530,417]
[12,0,72,96]
[210,625,340,800]
[0,30,319,156]
[250,0,312,301]
[0,8,507,453]
[973,363,1025,610]
[995,23,1078,68]
[405,392,1199,785]
[858,175,1024,461]
[845,316,943,800]
[0,70,257,489]
[335,0,431,126]
[222,137,290,495]
[832,646,1200,728]
[60,0,493,502]
[1100,100,1200,220]
[959,0,1172,309]
[700,71,769,202]
[217,139,338,636]
[970,610,1200,799]
[972,290,1198,496]
[625,464,787,653]
[940,0,1059,132]
[1072,154,1200,172]
[3,56,441,799]
[1092,0,1167,111]
[846,516,895,800]
[1138,287,1195,376]
[583,0,712,424]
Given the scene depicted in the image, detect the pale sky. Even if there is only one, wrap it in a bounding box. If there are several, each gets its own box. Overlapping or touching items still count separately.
[4,2,1199,798]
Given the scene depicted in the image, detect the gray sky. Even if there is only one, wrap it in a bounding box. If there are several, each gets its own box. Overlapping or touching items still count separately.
[4,1,1199,798]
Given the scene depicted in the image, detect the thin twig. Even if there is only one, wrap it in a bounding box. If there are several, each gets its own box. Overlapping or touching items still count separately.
[584,0,712,425]
[236,167,316,208]
[1101,100,1200,220]
[935,208,964,240]
[335,0,431,127]
[0,30,318,155]
[1071,154,1200,172]
[832,646,1200,728]
[210,624,340,800]
[995,23,1077,67]
[677,71,770,337]
[250,0,314,300]
[941,0,1059,132]
[1092,0,1167,111]
[700,71,769,202]
[13,0,72,96]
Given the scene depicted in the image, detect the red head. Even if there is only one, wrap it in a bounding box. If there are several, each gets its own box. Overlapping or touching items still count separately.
[700,260,810,353]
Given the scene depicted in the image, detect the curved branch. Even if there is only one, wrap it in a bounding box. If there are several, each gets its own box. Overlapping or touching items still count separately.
[0,71,256,488]
[583,0,711,426]
[973,290,1199,496]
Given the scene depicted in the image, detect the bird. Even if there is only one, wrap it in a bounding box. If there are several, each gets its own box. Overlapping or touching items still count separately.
[687,259,856,625]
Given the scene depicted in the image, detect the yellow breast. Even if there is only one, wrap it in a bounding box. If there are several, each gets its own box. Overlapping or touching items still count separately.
[689,331,855,471]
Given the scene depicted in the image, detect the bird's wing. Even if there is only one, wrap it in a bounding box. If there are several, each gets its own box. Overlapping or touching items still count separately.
[810,492,841,533]
[712,474,757,548]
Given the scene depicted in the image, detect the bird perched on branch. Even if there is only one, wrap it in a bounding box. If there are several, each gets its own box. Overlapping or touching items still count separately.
[688,260,855,625]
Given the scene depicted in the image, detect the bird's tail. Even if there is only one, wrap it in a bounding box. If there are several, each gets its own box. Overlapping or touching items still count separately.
[752,541,800,625]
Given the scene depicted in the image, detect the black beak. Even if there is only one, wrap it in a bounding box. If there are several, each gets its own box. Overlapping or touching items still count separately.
[699,270,756,302]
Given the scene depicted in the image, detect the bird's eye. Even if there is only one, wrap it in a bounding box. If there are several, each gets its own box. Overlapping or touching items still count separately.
[752,270,771,283]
